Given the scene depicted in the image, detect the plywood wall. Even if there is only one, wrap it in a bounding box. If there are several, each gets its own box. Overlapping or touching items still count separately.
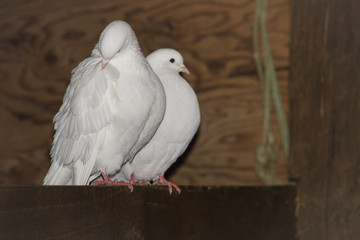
[0,0,289,185]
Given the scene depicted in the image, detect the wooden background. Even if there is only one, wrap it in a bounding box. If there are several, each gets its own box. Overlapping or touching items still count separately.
[0,0,289,185]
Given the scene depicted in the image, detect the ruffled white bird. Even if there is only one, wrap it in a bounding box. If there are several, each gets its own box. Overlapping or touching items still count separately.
[115,48,200,193]
[43,21,166,186]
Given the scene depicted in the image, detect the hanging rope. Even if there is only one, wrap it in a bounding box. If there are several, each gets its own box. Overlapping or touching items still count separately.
[253,0,290,185]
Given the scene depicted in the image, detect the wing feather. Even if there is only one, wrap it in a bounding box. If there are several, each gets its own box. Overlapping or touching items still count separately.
[50,56,120,168]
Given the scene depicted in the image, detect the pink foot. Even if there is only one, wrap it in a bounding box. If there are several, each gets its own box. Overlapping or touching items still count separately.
[156,175,181,194]
[136,180,151,185]
[94,172,133,192]
[93,172,114,185]
[113,180,134,192]
[127,173,136,186]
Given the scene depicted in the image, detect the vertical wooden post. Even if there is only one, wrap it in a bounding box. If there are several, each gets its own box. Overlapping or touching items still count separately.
[290,1,360,239]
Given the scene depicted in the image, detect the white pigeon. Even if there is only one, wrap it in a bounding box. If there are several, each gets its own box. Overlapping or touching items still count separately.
[43,20,166,186]
[114,48,201,193]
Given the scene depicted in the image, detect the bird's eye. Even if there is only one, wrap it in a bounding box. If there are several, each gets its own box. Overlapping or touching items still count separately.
[169,58,175,63]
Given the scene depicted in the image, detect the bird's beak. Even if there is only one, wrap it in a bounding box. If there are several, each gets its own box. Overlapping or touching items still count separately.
[101,60,109,69]
[180,64,190,74]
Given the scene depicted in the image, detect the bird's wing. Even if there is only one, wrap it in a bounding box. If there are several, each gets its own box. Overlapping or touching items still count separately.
[47,56,120,185]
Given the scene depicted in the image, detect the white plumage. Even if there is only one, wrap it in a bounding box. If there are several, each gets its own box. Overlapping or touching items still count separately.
[115,48,201,193]
[43,21,166,185]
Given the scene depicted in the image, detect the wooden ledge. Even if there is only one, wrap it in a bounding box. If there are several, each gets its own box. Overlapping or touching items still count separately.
[0,186,296,240]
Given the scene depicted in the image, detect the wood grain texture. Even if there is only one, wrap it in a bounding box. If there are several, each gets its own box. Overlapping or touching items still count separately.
[0,186,297,240]
[0,0,289,185]
[290,0,360,239]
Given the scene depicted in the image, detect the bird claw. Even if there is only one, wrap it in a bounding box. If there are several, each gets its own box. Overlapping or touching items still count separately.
[135,180,151,185]
[156,175,181,194]
[113,180,134,192]
[93,172,133,192]
[93,172,114,185]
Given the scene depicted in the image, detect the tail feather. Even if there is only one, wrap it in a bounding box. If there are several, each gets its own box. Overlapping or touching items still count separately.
[43,161,72,185]
[44,127,107,185]
[73,127,107,185]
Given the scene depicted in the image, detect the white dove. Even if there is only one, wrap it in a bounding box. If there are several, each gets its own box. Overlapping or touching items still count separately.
[114,48,201,193]
[43,20,166,186]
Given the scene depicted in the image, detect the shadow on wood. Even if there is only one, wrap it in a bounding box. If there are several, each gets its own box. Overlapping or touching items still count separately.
[0,186,296,240]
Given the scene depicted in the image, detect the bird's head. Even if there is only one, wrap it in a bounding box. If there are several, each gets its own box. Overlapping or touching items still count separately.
[98,20,134,66]
[146,48,190,75]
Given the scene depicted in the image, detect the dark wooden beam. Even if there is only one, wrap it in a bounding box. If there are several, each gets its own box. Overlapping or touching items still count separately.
[0,186,296,240]
[290,0,360,239]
